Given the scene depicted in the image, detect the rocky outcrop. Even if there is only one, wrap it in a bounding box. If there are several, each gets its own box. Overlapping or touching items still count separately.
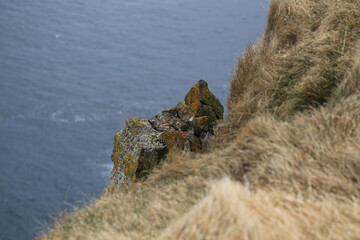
[185,79,223,120]
[109,117,168,186]
[109,80,224,187]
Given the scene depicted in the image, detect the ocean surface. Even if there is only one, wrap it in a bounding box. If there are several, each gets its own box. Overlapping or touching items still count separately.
[0,1,268,239]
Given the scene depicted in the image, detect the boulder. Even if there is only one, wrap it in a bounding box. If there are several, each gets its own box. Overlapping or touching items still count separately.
[108,80,224,187]
[109,117,167,186]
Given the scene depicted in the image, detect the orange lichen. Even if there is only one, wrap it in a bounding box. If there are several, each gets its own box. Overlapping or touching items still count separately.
[110,125,142,182]
[110,134,121,176]
[195,116,207,127]
[122,152,139,181]
[185,86,202,115]
[160,131,186,150]
[184,80,224,119]
[177,103,195,120]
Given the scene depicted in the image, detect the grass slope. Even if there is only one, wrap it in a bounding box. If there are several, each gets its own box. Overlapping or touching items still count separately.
[39,0,360,239]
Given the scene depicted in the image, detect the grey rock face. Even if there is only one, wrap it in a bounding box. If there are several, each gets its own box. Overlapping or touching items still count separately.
[109,117,167,187]
[149,108,189,132]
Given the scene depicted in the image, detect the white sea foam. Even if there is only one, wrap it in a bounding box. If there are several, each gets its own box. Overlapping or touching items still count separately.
[51,110,69,123]
[74,115,86,123]
[90,162,113,177]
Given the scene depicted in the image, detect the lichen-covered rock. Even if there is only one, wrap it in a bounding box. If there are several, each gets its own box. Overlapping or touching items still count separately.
[175,101,196,125]
[193,116,212,136]
[149,108,189,132]
[160,131,187,150]
[159,130,203,152]
[108,80,224,187]
[183,130,202,152]
[109,117,167,186]
[184,80,224,121]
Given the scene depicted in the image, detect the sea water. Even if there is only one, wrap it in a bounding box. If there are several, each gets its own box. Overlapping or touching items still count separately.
[0,0,268,239]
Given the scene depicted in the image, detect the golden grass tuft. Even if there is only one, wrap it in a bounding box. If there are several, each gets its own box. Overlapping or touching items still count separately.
[160,178,360,240]
[224,0,360,138]
[38,0,360,239]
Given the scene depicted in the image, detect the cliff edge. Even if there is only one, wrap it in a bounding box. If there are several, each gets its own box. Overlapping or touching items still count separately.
[39,0,360,239]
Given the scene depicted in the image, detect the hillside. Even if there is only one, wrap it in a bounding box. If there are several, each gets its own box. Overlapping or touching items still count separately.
[39,0,360,239]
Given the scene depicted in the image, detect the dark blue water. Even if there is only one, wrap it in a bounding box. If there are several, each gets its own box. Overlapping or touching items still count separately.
[0,1,268,239]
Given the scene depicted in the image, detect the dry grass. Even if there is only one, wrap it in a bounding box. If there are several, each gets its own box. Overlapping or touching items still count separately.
[160,179,360,240]
[224,0,360,138]
[38,0,360,239]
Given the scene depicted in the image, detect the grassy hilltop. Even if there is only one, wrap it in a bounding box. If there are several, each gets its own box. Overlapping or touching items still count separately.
[39,0,360,239]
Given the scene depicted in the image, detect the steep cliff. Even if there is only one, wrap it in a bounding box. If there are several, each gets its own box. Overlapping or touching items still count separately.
[39,0,360,239]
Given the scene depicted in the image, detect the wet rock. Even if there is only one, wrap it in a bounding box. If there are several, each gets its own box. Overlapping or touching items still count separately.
[109,117,167,186]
